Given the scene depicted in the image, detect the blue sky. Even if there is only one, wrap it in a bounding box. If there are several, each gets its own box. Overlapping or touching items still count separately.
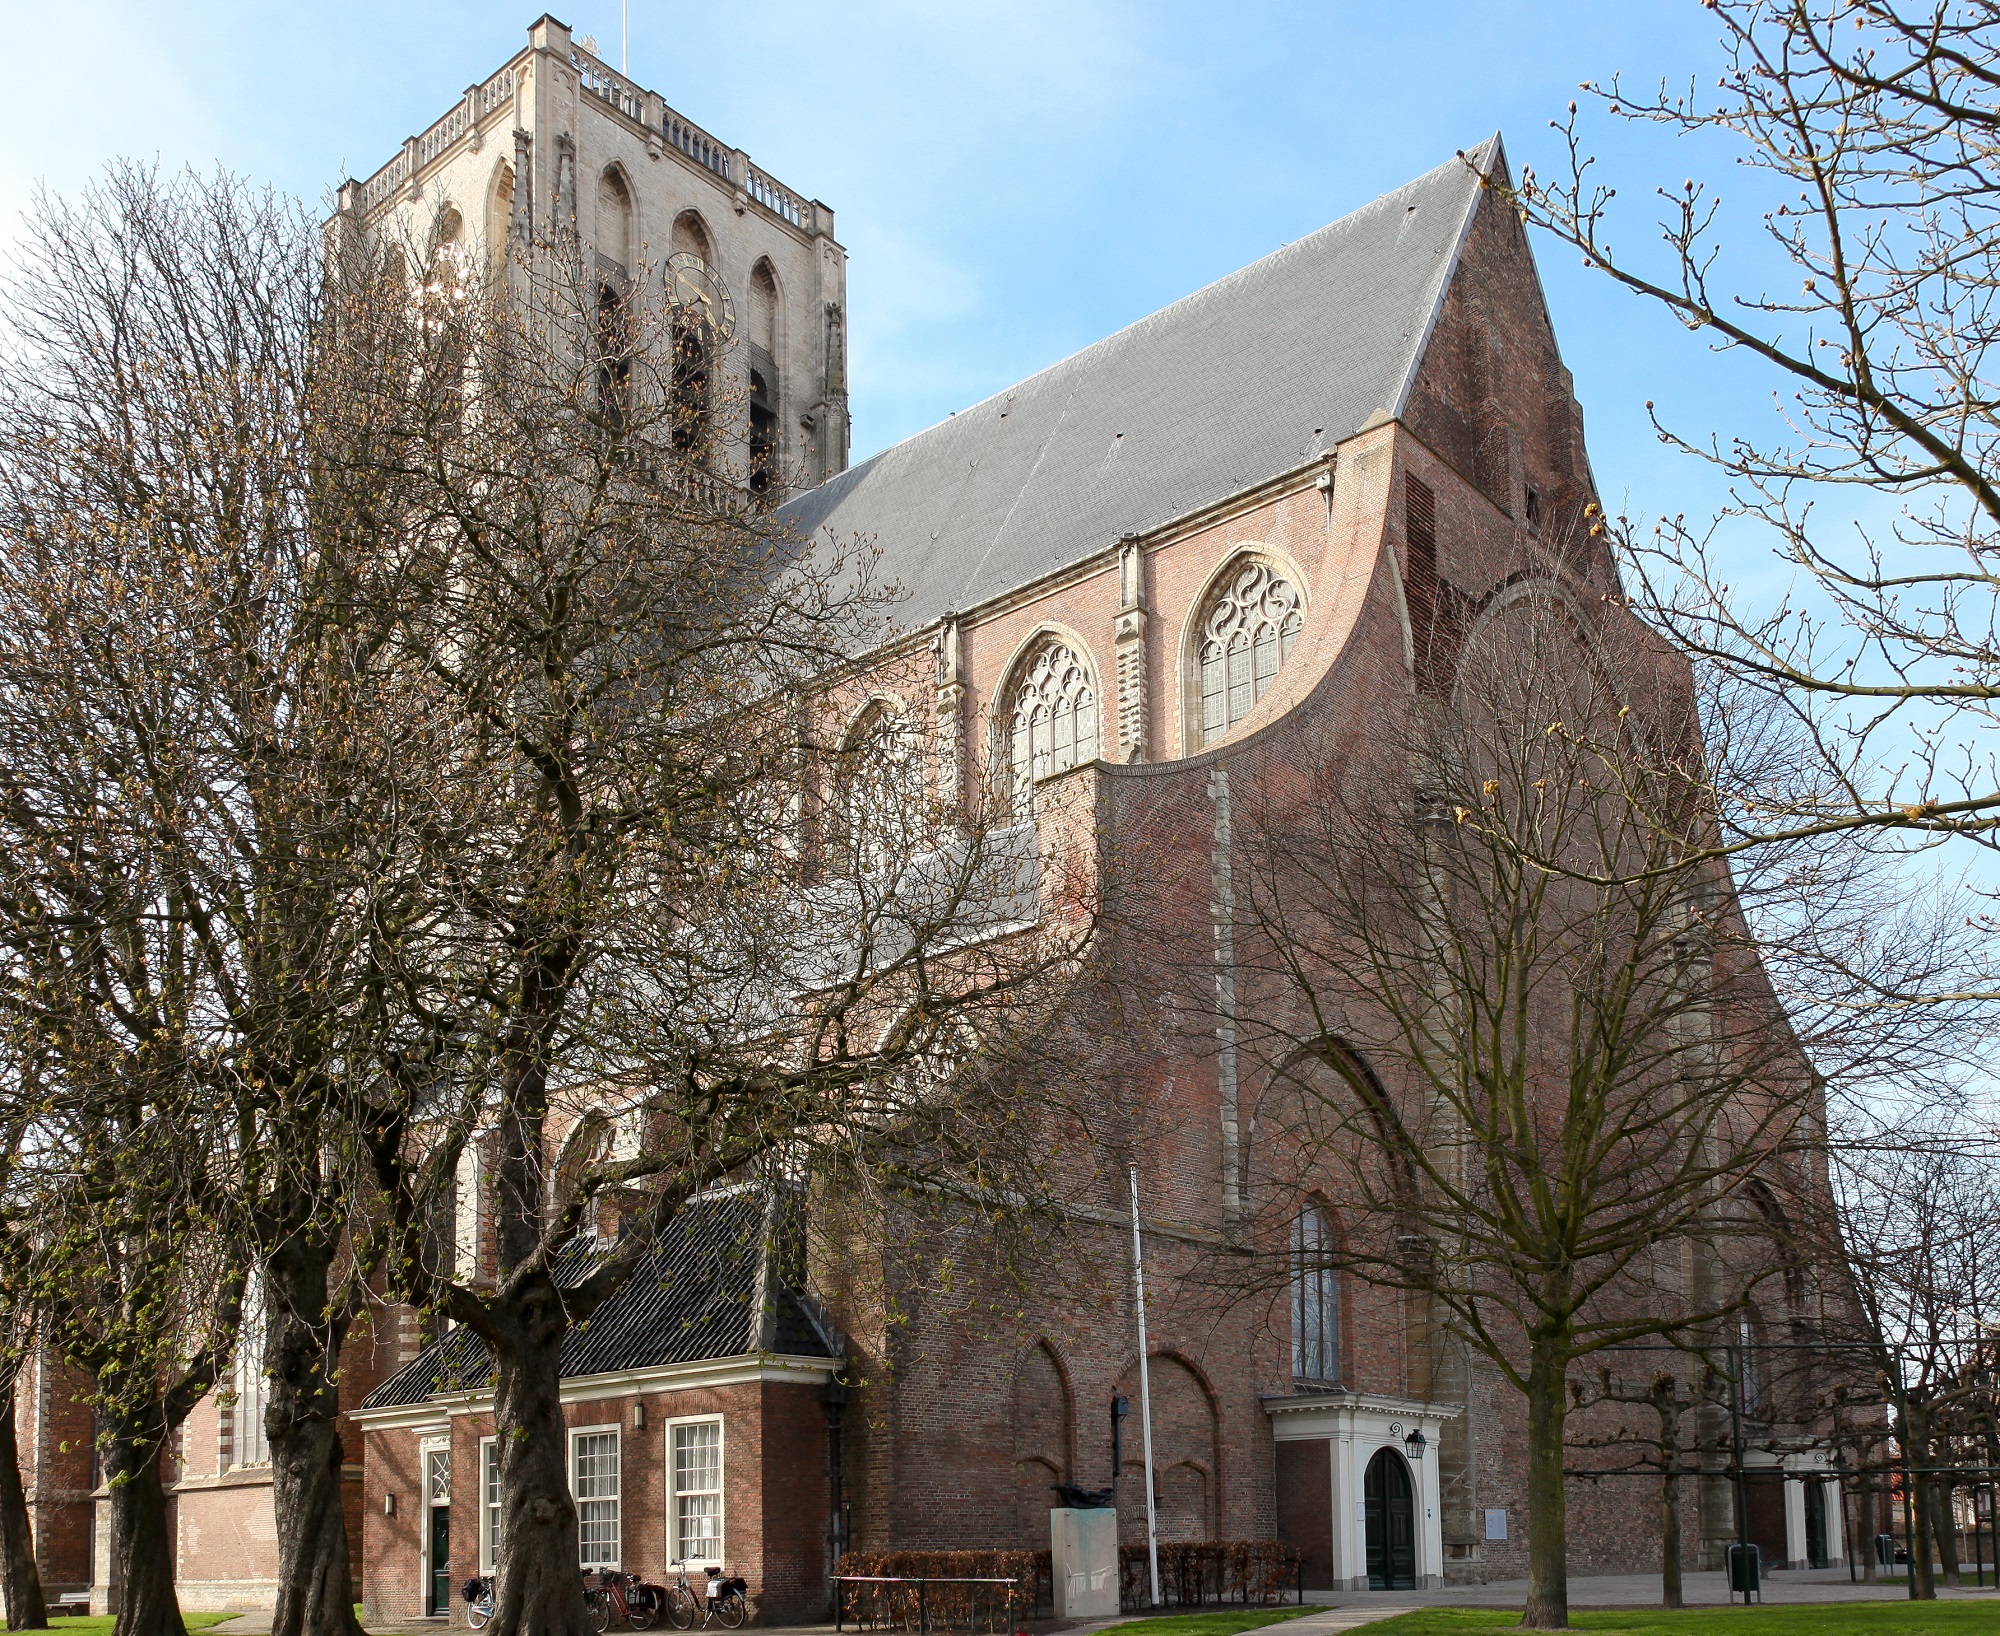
[0,0,1771,534]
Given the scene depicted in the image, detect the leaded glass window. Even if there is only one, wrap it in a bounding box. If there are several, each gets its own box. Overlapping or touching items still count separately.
[1198,560,1303,745]
[1005,641,1098,814]
[1291,1206,1340,1383]
[426,1445,451,1505]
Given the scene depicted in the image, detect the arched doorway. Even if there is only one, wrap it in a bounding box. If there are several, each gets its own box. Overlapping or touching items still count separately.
[1363,1447,1416,1589]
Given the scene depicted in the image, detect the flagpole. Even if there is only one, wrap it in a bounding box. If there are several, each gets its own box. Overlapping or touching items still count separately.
[1128,1163,1161,1607]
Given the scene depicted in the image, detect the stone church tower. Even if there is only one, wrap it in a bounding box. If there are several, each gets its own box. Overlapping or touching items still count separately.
[335,12,850,492]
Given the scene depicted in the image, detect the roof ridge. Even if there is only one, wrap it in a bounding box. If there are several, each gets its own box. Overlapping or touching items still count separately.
[780,138,1509,640]
[838,142,1492,477]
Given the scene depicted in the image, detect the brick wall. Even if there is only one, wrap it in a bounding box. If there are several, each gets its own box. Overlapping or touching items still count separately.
[362,1377,829,1628]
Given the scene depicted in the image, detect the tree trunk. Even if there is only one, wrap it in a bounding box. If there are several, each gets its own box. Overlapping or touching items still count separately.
[1520,1344,1570,1629]
[1909,1462,1937,1599]
[1858,1473,1877,1583]
[1659,1466,1682,1609]
[1654,1388,1681,1610]
[265,1238,364,1636]
[0,1378,47,1629]
[487,1268,592,1636]
[1931,1478,1961,1587]
[102,1405,186,1636]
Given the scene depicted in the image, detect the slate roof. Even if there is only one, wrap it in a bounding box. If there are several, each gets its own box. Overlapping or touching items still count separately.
[781,139,1499,637]
[361,1189,835,1409]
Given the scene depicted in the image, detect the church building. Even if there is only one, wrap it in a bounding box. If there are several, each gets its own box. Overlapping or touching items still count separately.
[27,14,1845,1624]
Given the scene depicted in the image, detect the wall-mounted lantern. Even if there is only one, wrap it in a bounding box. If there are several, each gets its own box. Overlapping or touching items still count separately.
[1404,1427,1427,1462]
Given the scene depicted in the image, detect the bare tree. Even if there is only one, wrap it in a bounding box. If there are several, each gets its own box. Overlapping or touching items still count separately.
[0,166,466,1636]
[1512,1,2000,874]
[1201,585,1828,1628]
[1565,1362,1714,1608]
[332,207,1104,1636]
[1812,1133,2000,1594]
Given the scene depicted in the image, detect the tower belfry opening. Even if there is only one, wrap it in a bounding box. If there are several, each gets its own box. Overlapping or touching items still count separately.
[334,12,848,496]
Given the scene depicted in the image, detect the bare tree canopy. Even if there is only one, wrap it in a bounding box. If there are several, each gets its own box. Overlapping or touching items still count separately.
[1182,584,1852,1627]
[1513,1,2000,878]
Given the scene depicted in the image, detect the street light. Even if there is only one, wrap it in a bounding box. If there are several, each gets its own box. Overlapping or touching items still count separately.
[1405,1427,1427,1462]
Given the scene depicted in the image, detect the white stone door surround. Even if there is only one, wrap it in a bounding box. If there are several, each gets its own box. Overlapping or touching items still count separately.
[1267,1392,1455,1590]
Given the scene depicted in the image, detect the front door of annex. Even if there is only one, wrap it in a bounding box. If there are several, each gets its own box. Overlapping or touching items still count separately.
[1364,1448,1416,1590]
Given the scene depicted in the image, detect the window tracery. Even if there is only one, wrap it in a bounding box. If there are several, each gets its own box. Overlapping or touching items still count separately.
[1197,559,1303,745]
[837,701,924,876]
[1004,639,1098,814]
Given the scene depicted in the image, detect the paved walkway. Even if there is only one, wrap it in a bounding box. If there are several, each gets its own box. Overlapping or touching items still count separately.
[204,1569,2000,1635]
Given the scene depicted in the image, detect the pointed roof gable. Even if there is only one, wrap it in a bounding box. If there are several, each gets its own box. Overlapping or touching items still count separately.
[781,138,1501,635]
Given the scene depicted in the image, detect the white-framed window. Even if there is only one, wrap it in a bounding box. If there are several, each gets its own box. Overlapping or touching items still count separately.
[1291,1204,1340,1383]
[1003,640,1098,815]
[455,1139,482,1284]
[481,1436,502,1573]
[1195,558,1303,745]
[230,1274,269,1467]
[571,1425,622,1571]
[668,1416,724,1566]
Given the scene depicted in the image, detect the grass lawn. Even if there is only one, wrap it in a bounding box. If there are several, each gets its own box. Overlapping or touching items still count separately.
[1363,1605,2000,1636]
[1100,1608,1322,1636]
[39,1616,235,1636]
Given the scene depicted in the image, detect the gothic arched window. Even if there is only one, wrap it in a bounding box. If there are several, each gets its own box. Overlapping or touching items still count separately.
[1737,1311,1766,1417]
[748,261,782,494]
[670,210,714,266]
[488,164,516,276]
[1003,639,1098,815]
[837,701,924,876]
[1196,558,1303,745]
[596,167,633,272]
[1291,1204,1340,1383]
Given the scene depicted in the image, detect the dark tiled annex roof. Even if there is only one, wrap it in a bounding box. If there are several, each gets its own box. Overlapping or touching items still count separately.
[781,139,1500,636]
[362,1189,834,1410]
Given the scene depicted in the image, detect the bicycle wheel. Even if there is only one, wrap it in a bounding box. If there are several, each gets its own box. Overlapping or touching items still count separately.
[468,1599,494,1631]
[665,1585,698,1631]
[713,1592,747,1629]
[628,1588,658,1631]
[586,1588,612,1634]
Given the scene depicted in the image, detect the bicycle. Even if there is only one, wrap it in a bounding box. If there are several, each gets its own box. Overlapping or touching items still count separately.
[661,1562,748,1629]
[461,1575,494,1630]
[585,1569,663,1632]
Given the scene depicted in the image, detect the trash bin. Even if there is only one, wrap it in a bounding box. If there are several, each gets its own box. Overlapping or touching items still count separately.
[1876,1534,1897,1569]
[1727,1542,1761,1599]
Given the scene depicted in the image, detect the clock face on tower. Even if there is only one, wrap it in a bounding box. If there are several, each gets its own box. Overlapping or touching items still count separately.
[665,251,735,340]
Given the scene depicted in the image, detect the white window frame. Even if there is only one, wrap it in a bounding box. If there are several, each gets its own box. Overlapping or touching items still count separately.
[571,1423,622,1573]
[419,1432,452,1610]
[229,1274,270,1468]
[480,1435,502,1573]
[665,1414,725,1568]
